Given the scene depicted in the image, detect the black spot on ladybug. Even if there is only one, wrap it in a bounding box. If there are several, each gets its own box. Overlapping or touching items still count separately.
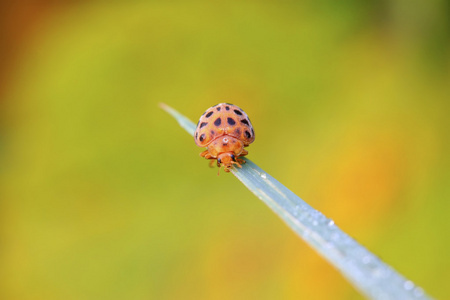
[214,118,221,126]
[199,134,206,142]
[199,122,208,128]
[245,131,251,139]
[222,143,227,146]
[225,106,230,111]
[205,111,213,118]
[234,128,240,136]
[210,130,215,135]
[216,107,221,111]
[233,109,242,116]
[195,132,198,139]
[241,119,249,126]
[227,118,235,126]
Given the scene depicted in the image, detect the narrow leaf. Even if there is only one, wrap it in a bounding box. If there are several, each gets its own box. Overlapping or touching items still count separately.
[161,103,432,300]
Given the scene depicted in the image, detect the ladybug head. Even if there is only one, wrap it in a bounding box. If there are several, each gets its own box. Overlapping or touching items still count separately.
[217,152,237,172]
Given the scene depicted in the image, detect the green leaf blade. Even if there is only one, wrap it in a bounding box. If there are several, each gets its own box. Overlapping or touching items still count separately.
[161,103,433,300]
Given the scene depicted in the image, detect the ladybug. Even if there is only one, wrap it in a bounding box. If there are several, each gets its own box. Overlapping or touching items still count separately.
[194,103,255,173]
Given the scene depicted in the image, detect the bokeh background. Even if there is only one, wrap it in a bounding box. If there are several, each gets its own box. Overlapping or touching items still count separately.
[1,1,449,299]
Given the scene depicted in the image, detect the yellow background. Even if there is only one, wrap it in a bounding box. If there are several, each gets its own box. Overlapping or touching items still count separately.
[1,1,449,299]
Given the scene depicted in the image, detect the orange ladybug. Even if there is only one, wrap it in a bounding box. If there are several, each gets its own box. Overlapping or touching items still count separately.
[194,103,255,172]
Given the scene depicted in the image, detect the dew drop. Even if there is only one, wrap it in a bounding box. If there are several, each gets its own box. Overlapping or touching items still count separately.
[413,287,424,297]
[404,280,414,291]
[328,220,335,227]
[261,173,267,179]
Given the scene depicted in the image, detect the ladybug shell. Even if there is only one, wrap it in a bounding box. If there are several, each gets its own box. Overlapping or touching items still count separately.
[194,103,255,147]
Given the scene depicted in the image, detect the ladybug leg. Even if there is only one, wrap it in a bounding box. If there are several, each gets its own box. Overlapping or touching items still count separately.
[234,149,248,166]
[235,159,245,166]
[201,150,218,168]
[233,161,243,168]
[239,149,248,157]
[201,151,216,160]
[209,159,217,168]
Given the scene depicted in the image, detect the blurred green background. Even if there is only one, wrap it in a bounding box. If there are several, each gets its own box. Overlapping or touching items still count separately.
[1,1,449,299]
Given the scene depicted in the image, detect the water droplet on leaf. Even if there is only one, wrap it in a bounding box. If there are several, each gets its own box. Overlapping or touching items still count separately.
[404,280,414,290]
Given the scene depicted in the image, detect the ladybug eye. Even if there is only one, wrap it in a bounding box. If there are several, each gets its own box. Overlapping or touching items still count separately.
[218,158,222,164]
[231,154,236,161]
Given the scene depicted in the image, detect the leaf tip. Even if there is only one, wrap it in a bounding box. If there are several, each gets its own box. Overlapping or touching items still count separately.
[159,102,169,111]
